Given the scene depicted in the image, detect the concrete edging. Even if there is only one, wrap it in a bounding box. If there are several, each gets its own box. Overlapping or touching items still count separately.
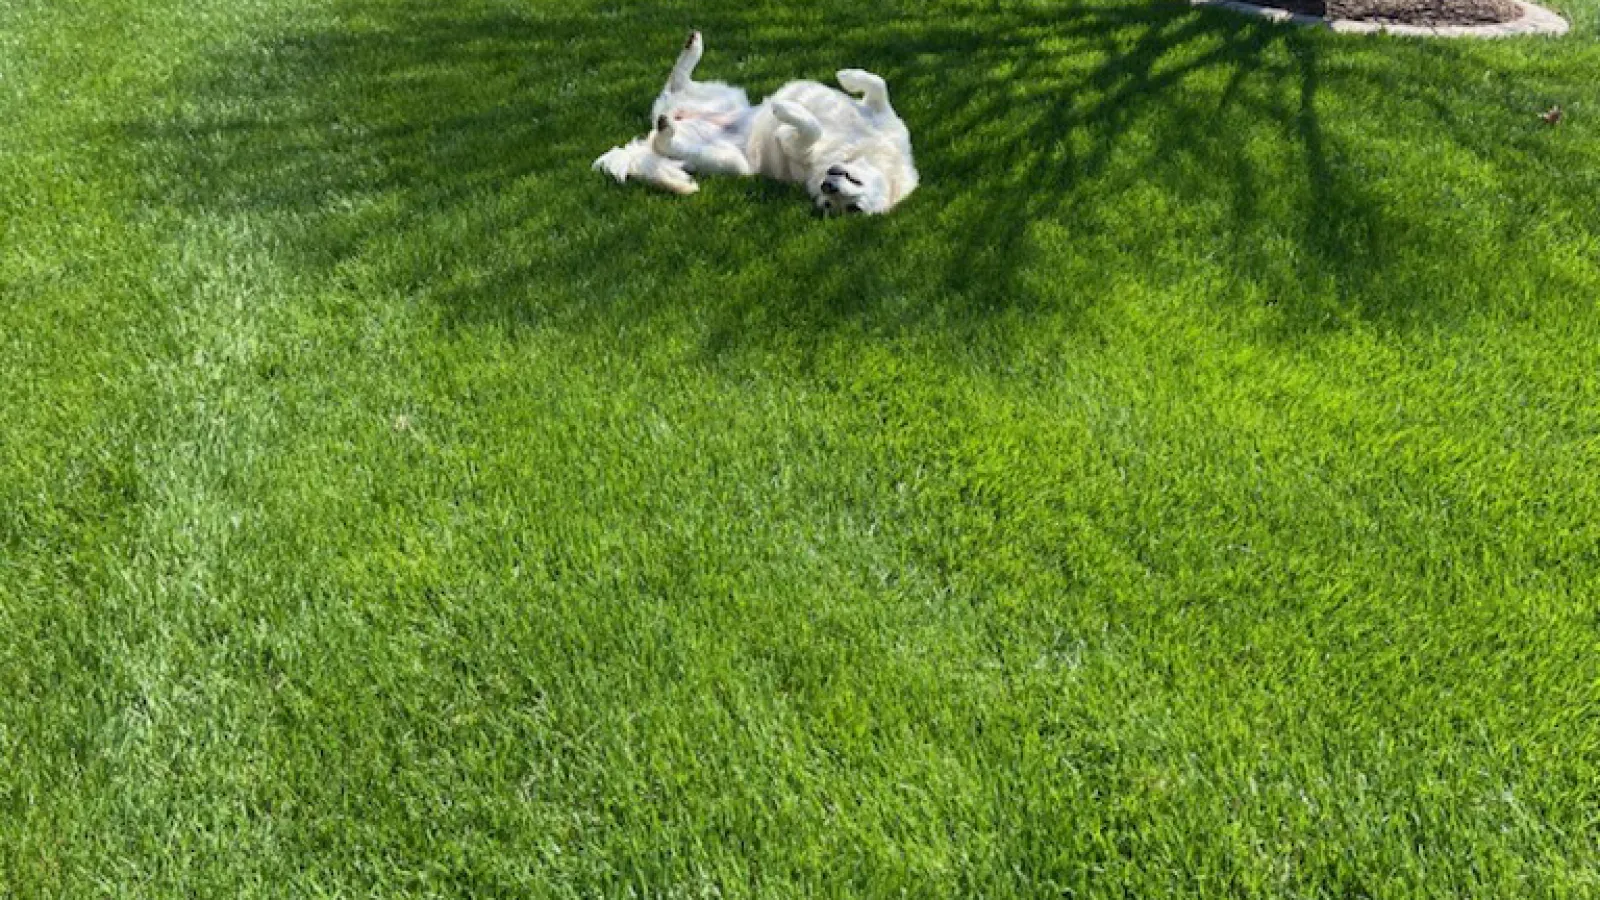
[1191,0,1570,37]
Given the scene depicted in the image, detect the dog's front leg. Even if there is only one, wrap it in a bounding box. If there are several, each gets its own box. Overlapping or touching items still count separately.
[769,101,823,151]
[837,69,893,115]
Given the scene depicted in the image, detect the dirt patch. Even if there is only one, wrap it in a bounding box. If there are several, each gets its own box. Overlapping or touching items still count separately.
[1249,0,1522,24]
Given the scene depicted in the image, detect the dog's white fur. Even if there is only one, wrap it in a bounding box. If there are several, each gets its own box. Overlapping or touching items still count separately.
[593,32,918,215]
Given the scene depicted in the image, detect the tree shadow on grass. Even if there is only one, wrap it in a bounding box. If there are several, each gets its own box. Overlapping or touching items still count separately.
[126,0,1595,362]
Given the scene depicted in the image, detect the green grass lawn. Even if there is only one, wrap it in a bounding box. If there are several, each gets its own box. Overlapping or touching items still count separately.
[4,0,1600,895]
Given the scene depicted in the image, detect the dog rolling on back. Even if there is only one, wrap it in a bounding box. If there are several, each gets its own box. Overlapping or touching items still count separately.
[594,32,918,215]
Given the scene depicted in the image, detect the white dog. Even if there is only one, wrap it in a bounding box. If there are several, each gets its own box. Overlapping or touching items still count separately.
[593,32,919,216]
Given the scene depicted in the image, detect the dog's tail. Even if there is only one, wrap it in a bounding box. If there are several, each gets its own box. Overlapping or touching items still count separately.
[592,137,698,195]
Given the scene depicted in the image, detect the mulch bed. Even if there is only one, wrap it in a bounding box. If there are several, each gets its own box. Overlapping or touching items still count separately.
[1246,0,1523,25]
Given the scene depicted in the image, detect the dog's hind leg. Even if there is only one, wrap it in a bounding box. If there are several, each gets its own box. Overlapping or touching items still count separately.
[836,69,893,115]
[675,140,753,176]
[593,137,699,195]
[638,154,699,195]
[667,31,704,93]
[650,114,752,175]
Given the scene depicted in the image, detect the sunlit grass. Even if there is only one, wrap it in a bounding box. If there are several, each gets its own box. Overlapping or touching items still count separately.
[3,0,1599,896]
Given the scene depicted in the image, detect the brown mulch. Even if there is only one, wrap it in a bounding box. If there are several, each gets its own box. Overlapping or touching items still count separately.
[1245,0,1522,25]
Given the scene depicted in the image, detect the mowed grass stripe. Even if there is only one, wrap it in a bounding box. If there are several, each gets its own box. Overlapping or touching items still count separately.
[3,0,1599,896]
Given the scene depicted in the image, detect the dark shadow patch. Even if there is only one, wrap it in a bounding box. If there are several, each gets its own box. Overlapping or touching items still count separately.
[123,0,1600,362]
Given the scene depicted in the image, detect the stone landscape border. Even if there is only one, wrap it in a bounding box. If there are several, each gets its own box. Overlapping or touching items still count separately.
[1191,0,1570,36]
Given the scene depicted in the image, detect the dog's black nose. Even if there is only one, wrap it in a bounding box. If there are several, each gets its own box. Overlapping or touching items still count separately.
[820,181,839,195]
[827,166,847,178]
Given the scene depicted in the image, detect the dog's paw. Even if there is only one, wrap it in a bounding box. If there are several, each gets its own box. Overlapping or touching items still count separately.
[837,69,890,110]
[640,155,698,195]
[684,30,702,51]
[836,69,878,91]
[662,176,699,196]
[771,101,824,142]
[769,101,806,126]
[592,145,634,182]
